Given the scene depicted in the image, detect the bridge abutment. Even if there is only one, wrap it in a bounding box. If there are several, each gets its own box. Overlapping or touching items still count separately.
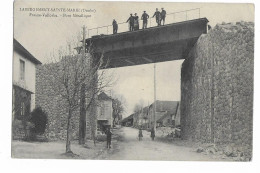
[180,22,254,156]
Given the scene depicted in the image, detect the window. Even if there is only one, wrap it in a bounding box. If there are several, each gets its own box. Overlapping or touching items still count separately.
[20,59,25,81]
[101,103,105,116]
[21,102,25,116]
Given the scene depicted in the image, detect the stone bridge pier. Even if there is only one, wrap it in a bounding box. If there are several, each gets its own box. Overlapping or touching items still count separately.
[180,22,254,156]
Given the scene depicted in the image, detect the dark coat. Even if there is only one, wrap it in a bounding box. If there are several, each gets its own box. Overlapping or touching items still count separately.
[152,11,161,19]
[161,10,166,17]
[126,16,134,24]
[151,129,155,137]
[141,13,149,22]
[112,20,118,29]
[107,130,112,140]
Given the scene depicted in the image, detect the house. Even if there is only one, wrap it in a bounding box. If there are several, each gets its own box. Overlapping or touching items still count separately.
[97,92,113,132]
[156,102,180,127]
[156,112,173,127]
[12,39,42,139]
[148,100,179,128]
[121,114,134,127]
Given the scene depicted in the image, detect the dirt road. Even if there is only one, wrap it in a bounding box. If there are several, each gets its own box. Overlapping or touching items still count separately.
[99,127,226,161]
[12,127,229,160]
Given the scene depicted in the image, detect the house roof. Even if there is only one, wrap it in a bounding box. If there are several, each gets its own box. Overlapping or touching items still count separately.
[98,92,112,100]
[13,39,42,65]
[149,101,179,122]
[121,113,134,123]
[150,100,179,112]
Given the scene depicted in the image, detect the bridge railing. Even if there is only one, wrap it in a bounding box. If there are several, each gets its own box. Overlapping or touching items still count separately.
[87,8,200,38]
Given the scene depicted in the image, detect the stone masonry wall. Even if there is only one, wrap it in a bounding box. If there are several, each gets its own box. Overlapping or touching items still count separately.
[181,22,254,154]
[35,64,80,140]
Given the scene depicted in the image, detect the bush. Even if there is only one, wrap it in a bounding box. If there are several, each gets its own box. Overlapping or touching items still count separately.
[30,107,48,135]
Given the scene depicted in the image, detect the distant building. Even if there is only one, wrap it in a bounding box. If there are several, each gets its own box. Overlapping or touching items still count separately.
[123,100,180,129]
[148,100,179,128]
[12,39,42,139]
[156,102,179,127]
[97,92,113,132]
[121,114,134,127]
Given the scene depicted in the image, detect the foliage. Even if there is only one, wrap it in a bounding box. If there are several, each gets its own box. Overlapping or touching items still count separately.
[30,107,48,135]
[133,99,144,113]
[112,98,124,126]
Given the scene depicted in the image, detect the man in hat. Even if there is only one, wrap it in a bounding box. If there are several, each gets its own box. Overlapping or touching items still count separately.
[112,19,118,34]
[152,8,161,26]
[126,13,134,31]
[141,11,149,29]
[160,8,166,25]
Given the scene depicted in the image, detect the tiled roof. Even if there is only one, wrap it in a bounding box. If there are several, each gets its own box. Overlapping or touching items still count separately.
[150,100,179,112]
[121,113,134,122]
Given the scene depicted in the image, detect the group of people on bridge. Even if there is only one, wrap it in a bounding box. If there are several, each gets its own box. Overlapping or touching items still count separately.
[112,8,166,34]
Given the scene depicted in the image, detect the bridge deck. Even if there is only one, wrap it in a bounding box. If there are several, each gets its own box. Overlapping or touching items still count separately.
[86,18,208,69]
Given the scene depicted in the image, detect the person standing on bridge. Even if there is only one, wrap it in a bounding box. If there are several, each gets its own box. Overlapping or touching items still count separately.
[141,11,149,29]
[160,8,166,25]
[152,8,161,26]
[126,13,134,31]
[112,19,118,34]
[133,13,139,31]
[138,128,143,141]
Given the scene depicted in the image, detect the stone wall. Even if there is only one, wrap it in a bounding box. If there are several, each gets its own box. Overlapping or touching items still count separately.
[181,22,254,155]
[36,62,99,142]
[35,64,80,140]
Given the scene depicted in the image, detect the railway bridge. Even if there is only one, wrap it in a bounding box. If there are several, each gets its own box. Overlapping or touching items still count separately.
[84,17,209,68]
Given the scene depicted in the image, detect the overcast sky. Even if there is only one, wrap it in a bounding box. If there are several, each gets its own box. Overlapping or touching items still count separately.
[14,1,254,117]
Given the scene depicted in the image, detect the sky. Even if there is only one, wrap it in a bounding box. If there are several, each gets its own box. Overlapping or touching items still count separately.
[13,1,254,117]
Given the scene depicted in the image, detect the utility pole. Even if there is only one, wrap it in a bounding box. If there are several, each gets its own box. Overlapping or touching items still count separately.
[153,63,157,132]
[83,25,86,57]
[79,25,87,145]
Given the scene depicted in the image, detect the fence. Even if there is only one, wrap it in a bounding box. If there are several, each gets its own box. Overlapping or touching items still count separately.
[87,8,200,38]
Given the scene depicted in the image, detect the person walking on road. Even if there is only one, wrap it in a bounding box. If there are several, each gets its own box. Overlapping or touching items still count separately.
[141,11,149,29]
[151,128,155,141]
[138,128,143,141]
[106,127,112,148]
[126,13,134,31]
[160,8,166,25]
[152,8,161,26]
[112,19,118,34]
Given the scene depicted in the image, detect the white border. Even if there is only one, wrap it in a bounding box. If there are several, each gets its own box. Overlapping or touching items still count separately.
[0,0,259,173]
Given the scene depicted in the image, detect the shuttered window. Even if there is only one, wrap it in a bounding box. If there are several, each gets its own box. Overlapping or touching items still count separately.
[20,59,25,81]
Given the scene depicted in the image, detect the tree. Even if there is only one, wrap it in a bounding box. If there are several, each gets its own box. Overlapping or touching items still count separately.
[133,99,144,113]
[112,97,125,127]
[46,38,114,154]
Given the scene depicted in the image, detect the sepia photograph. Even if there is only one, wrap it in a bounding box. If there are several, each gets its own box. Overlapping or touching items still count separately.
[11,0,254,162]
